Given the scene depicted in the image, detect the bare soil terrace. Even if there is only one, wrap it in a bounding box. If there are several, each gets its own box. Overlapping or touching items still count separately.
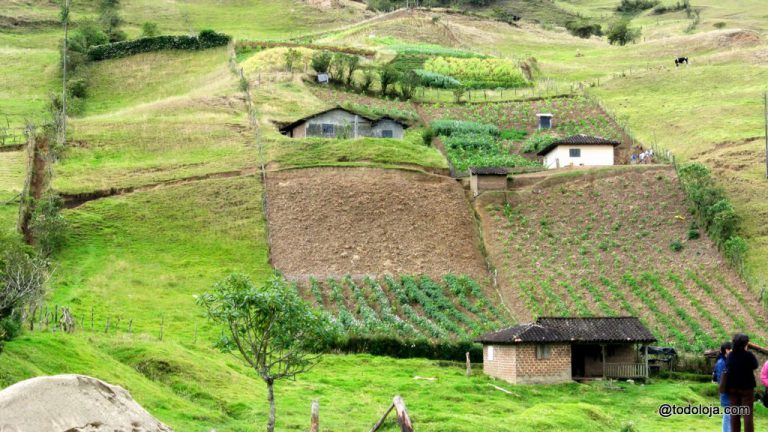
[266,167,489,281]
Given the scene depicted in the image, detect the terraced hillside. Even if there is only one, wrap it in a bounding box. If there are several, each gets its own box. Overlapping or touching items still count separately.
[477,166,767,351]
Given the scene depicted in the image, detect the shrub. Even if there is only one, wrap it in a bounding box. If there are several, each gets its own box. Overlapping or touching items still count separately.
[607,20,641,46]
[31,193,68,256]
[430,119,499,136]
[67,77,88,99]
[360,68,377,93]
[88,30,231,60]
[310,50,333,74]
[724,236,748,270]
[566,20,603,38]
[521,133,557,153]
[708,200,740,246]
[413,69,461,89]
[141,21,160,37]
[500,128,527,141]
[687,228,700,240]
[713,22,726,29]
[670,240,684,252]
[398,71,419,100]
[616,0,658,13]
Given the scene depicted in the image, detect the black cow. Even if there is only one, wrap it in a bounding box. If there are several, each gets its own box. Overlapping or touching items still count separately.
[512,15,521,22]
[675,57,689,67]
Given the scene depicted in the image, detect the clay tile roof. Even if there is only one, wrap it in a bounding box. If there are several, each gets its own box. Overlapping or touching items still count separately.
[475,323,565,344]
[469,167,508,175]
[476,317,656,344]
[537,134,621,156]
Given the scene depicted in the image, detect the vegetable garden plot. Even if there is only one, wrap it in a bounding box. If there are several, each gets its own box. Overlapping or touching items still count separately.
[305,275,508,341]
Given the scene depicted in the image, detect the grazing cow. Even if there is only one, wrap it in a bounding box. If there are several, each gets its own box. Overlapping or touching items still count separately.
[675,57,689,67]
[512,15,521,22]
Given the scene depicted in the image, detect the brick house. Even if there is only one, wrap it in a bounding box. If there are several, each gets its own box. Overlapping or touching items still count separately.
[476,317,656,384]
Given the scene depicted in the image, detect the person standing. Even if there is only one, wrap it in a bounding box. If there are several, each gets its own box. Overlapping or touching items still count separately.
[714,342,733,432]
[724,334,758,432]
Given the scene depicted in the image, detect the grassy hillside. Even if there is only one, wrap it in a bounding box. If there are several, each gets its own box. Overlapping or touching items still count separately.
[4,1,768,431]
[2,332,764,432]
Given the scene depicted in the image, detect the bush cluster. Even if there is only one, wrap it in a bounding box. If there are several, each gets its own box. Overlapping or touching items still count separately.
[566,20,603,38]
[88,30,231,61]
[328,336,483,362]
[521,132,557,153]
[616,0,658,13]
[678,162,747,270]
[430,119,500,136]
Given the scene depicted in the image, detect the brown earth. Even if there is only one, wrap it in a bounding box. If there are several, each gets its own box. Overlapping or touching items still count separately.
[475,166,766,347]
[266,167,489,281]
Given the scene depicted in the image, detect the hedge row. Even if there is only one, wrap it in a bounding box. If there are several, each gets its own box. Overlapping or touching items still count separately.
[236,40,376,57]
[326,335,484,362]
[88,30,231,61]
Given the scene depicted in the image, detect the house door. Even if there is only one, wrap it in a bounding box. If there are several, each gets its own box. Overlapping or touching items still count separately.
[572,345,586,378]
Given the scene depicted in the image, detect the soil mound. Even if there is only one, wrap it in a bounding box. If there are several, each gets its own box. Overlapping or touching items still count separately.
[0,374,173,432]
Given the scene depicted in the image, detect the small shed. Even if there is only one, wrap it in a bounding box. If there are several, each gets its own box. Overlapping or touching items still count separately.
[536,113,553,130]
[469,167,508,197]
[476,317,656,384]
[538,134,620,169]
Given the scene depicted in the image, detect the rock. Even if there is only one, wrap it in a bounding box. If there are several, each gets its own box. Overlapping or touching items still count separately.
[0,374,174,432]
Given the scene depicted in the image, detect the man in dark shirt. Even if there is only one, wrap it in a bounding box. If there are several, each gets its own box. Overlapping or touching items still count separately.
[725,333,759,432]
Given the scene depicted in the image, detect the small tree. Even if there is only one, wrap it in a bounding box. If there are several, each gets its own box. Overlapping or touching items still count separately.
[98,0,126,42]
[284,48,303,73]
[0,238,48,350]
[141,21,160,37]
[379,66,399,96]
[398,71,419,100]
[345,55,360,86]
[607,20,640,45]
[310,50,333,75]
[360,69,377,93]
[452,85,466,103]
[197,274,337,432]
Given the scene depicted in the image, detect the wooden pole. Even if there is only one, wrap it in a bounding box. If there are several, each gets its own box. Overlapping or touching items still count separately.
[159,316,164,341]
[764,92,768,179]
[310,400,319,432]
[369,403,394,432]
[601,344,606,379]
[643,344,649,382]
[465,352,471,376]
[393,396,414,432]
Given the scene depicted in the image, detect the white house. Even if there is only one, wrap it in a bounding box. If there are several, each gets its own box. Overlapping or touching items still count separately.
[538,135,620,169]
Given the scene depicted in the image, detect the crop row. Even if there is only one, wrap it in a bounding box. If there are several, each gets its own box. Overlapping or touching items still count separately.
[308,275,506,342]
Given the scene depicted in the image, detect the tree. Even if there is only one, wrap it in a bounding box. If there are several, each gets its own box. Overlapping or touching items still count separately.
[0,238,48,350]
[398,71,419,100]
[379,66,399,96]
[360,69,377,93]
[452,86,466,103]
[310,50,333,75]
[607,20,640,45]
[98,0,126,42]
[197,274,338,432]
[284,48,303,73]
[345,55,360,86]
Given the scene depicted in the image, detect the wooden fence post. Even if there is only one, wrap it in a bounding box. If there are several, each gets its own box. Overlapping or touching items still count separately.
[310,400,319,432]
[393,396,413,432]
[159,316,164,341]
[465,352,471,376]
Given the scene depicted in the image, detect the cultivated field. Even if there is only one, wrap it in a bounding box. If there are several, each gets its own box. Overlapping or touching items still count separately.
[477,166,767,350]
[266,167,488,281]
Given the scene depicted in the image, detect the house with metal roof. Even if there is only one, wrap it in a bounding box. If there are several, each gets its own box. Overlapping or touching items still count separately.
[537,134,620,169]
[278,107,408,139]
[475,317,656,384]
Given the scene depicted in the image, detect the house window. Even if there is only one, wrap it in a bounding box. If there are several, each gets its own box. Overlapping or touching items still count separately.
[381,130,394,138]
[321,124,334,135]
[536,344,551,360]
[488,345,494,361]
[569,148,581,158]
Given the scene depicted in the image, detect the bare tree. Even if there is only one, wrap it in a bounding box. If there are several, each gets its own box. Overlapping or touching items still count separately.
[197,274,337,432]
[0,246,48,342]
